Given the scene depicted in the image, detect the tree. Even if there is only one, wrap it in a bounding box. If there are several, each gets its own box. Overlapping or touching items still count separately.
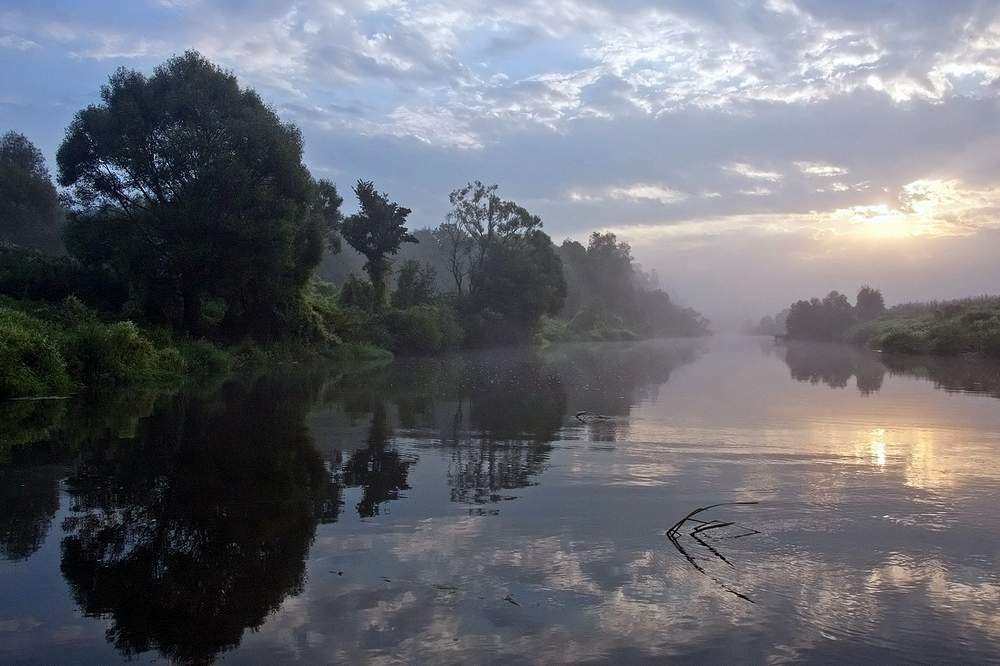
[340,180,416,310]
[57,51,321,339]
[446,181,541,279]
[393,259,436,308]
[434,221,473,294]
[0,131,63,253]
[311,179,344,253]
[786,290,857,341]
[469,229,566,343]
[856,285,886,321]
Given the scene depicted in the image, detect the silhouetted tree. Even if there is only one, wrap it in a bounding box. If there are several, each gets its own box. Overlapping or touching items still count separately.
[446,181,541,279]
[786,291,857,341]
[434,221,474,294]
[469,229,566,344]
[340,180,416,310]
[856,285,886,321]
[557,232,710,338]
[311,178,345,253]
[57,51,320,338]
[0,131,63,253]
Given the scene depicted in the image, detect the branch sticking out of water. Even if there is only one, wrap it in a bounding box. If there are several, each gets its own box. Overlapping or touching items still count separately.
[666,501,760,604]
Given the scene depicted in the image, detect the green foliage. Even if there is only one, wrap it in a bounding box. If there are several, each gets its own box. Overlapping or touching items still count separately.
[0,298,242,398]
[339,274,374,311]
[62,320,168,387]
[0,244,127,311]
[176,339,234,377]
[57,51,322,340]
[467,229,566,345]
[0,131,64,254]
[385,304,463,353]
[392,259,436,308]
[341,180,417,310]
[845,296,1000,356]
[0,307,71,399]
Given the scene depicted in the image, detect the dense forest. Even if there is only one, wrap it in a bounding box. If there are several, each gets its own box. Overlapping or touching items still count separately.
[0,51,708,399]
[757,286,1000,356]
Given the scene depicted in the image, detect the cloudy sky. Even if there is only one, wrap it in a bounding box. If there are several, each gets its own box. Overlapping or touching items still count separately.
[2,0,999,321]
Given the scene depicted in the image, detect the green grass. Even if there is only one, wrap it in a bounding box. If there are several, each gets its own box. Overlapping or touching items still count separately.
[846,296,1000,356]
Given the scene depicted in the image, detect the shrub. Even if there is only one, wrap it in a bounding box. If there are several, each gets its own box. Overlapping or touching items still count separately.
[177,339,233,377]
[386,304,463,354]
[339,274,374,310]
[62,320,162,387]
[875,329,929,355]
[0,307,71,399]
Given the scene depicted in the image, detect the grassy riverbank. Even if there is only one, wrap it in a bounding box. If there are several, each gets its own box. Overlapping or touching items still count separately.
[0,295,390,400]
[846,296,1000,356]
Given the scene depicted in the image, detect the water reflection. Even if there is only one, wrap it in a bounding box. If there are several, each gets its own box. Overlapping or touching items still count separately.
[57,375,338,664]
[3,338,1000,663]
[777,339,1000,397]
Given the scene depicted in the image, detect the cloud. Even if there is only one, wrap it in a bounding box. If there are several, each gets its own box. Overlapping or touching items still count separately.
[3,0,1000,319]
[796,161,849,177]
[0,33,38,50]
[725,162,784,182]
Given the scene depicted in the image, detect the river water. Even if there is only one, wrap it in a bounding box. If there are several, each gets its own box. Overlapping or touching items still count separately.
[1,336,999,664]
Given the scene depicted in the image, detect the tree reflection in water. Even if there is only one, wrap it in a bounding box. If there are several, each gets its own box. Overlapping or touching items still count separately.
[777,339,1000,397]
[58,374,340,665]
[0,340,705,663]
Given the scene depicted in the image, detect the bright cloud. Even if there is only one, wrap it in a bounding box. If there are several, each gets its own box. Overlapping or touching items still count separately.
[796,161,849,177]
[726,163,784,182]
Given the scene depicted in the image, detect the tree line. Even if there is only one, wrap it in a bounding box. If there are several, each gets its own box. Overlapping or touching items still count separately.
[0,50,708,368]
[753,286,886,341]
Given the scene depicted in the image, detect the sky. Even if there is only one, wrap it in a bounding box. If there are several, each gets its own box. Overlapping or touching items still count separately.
[2,0,999,323]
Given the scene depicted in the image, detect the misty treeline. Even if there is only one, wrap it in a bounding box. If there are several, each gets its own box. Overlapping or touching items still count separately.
[759,285,1000,357]
[0,52,707,396]
[749,286,884,339]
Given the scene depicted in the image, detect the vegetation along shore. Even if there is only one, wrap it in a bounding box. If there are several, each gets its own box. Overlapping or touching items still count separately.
[0,52,708,400]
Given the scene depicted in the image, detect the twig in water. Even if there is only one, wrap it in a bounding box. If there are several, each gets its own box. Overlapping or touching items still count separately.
[665,501,761,603]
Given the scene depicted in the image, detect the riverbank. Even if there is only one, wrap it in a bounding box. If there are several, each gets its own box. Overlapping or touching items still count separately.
[845,296,1000,356]
[0,295,391,400]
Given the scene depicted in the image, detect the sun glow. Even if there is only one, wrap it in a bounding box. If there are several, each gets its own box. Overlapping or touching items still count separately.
[833,179,998,239]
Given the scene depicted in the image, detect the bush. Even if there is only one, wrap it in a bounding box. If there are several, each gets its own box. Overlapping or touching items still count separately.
[0,307,71,399]
[62,320,163,386]
[177,338,233,377]
[874,329,929,355]
[339,274,374,310]
[385,304,463,354]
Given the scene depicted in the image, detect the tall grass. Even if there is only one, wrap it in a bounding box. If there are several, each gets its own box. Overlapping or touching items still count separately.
[846,296,1000,356]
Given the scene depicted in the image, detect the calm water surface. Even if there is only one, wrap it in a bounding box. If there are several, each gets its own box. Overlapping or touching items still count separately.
[2,337,999,664]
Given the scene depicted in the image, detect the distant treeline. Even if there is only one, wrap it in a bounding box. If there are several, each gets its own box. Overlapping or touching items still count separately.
[756,286,1000,357]
[0,51,707,397]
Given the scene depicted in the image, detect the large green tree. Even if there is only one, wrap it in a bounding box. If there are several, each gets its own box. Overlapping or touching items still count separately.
[0,131,63,253]
[57,51,326,339]
[340,180,416,310]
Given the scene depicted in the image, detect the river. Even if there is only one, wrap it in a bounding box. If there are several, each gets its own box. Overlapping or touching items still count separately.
[1,336,999,663]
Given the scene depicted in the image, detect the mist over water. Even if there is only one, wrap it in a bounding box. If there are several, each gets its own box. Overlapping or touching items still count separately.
[2,337,999,663]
